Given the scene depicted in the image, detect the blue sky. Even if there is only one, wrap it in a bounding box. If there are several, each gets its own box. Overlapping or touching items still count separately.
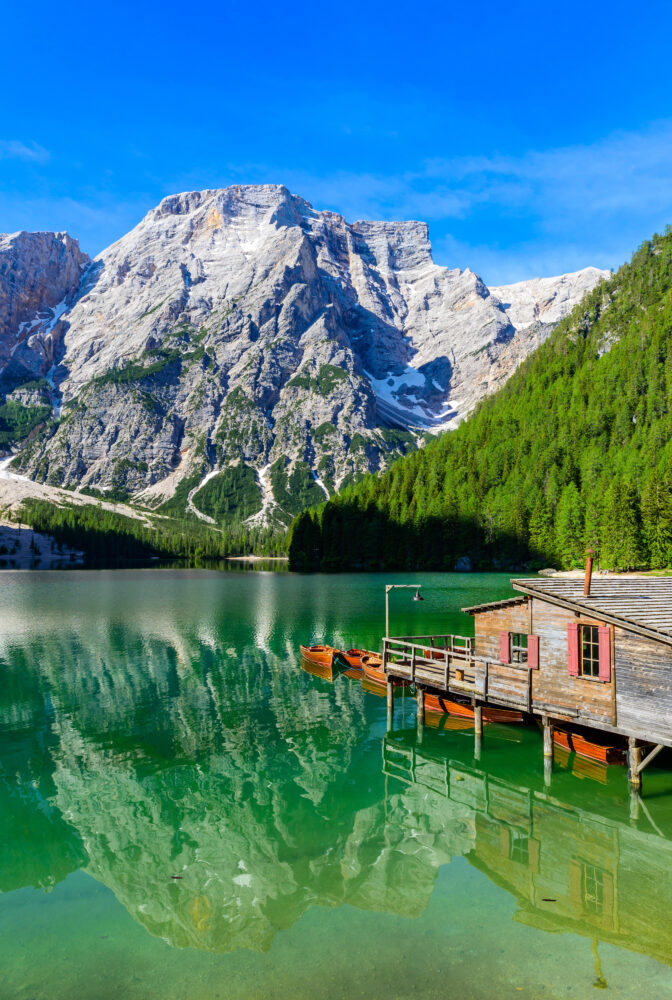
[2,0,672,283]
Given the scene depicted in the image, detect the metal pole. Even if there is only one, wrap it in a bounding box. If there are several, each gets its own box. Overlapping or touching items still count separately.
[385,586,389,638]
[384,584,422,639]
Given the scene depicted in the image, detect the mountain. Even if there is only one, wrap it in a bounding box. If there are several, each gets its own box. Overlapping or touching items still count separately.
[288,228,672,572]
[0,186,607,530]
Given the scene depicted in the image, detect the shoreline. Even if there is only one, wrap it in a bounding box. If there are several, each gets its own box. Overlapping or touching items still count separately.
[227,555,289,562]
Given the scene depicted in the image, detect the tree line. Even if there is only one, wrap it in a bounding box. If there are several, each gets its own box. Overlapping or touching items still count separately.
[289,228,672,572]
[17,499,285,565]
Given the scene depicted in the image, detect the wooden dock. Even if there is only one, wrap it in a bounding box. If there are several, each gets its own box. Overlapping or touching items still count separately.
[381,575,672,792]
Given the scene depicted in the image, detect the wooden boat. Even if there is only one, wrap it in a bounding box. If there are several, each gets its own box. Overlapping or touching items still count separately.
[338,647,378,670]
[299,644,340,668]
[553,726,626,765]
[360,653,385,685]
[361,654,411,688]
[424,693,524,724]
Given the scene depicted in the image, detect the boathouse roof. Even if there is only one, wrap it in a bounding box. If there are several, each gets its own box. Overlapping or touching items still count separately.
[462,596,527,615]
[511,577,672,646]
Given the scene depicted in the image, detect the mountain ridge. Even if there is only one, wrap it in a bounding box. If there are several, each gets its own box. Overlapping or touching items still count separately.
[0,185,608,530]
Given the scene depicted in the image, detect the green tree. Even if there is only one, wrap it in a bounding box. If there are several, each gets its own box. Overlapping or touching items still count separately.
[641,472,672,569]
[555,484,584,569]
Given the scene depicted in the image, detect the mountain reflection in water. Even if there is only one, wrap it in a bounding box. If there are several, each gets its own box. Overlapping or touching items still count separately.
[2,570,672,999]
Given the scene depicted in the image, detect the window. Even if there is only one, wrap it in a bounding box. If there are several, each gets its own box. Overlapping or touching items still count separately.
[580,625,600,678]
[510,632,528,664]
[582,863,604,915]
[509,831,529,866]
[567,623,611,681]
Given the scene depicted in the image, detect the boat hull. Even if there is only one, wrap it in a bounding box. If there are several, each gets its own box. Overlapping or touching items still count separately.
[299,644,338,668]
[424,693,523,724]
[339,648,378,670]
[553,727,626,765]
[361,656,411,688]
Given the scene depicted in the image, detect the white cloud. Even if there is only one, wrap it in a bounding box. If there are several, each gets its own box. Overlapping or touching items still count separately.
[262,119,672,282]
[0,140,50,163]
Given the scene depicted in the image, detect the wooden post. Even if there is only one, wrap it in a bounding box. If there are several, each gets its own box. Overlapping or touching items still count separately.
[629,783,641,822]
[543,716,554,759]
[386,679,394,731]
[474,704,483,736]
[628,736,643,790]
[544,755,552,788]
[416,686,425,737]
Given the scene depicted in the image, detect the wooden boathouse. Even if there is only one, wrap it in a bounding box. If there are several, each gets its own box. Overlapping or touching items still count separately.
[382,571,672,788]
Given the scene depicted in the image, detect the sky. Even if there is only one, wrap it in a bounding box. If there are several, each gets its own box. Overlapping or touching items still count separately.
[3,0,672,284]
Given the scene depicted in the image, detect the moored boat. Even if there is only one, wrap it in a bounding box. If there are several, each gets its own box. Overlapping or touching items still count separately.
[360,653,412,687]
[360,653,385,685]
[299,644,340,668]
[553,726,626,765]
[424,693,524,724]
[338,647,378,670]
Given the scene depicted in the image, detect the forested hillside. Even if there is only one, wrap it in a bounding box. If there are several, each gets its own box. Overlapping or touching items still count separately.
[289,229,672,572]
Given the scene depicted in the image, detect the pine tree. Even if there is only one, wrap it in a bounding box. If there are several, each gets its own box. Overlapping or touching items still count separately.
[555,484,584,568]
[641,472,672,568]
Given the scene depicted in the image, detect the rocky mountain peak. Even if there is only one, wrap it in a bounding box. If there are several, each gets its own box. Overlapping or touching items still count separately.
[0,185,609,528]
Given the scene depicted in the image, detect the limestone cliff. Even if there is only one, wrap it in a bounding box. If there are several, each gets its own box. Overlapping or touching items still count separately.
[0,187,608,525]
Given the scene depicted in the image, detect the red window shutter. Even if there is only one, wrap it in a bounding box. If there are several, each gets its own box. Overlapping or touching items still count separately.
[598,626,612,682]
[527,634,539,669]
[567,623,579,676]
[499,631,510,664]
[569,858,582,904]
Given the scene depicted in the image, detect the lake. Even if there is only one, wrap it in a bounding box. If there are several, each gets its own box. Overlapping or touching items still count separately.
[2,569,672,1000]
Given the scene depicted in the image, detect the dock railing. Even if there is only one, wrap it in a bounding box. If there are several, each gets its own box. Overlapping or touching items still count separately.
[383,633,534,711]
[383,634,475,687]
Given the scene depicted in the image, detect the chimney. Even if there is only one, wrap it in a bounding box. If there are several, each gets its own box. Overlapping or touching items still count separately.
[584,548,596,597]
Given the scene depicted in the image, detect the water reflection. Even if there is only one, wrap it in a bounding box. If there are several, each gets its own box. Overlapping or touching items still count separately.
[383,728,672,971]
[1,571,672,977]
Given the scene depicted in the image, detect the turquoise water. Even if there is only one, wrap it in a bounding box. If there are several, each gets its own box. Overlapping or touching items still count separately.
[2,569,672,1000]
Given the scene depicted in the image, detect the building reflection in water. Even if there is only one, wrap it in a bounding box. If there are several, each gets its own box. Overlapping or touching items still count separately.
[383,726,672,976]
[1,584,672,975]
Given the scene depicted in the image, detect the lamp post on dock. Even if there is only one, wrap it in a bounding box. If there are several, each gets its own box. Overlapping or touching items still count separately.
[385,584,423,637]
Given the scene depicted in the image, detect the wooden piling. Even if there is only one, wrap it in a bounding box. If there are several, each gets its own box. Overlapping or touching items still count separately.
[474,730,482,761]
[386,679,394,731]
[543,716,554,759]
[474,704,483,736]
[544,755,552,788]
[416,686,425,735]
[628,736,643,790]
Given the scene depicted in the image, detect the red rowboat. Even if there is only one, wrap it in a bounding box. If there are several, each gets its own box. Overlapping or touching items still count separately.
[338,648,378,670]
[360,654,411,688]
[360,653,386,685]
[424,693,524,724]
[553,726,626,765]
[300,644,340,668]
